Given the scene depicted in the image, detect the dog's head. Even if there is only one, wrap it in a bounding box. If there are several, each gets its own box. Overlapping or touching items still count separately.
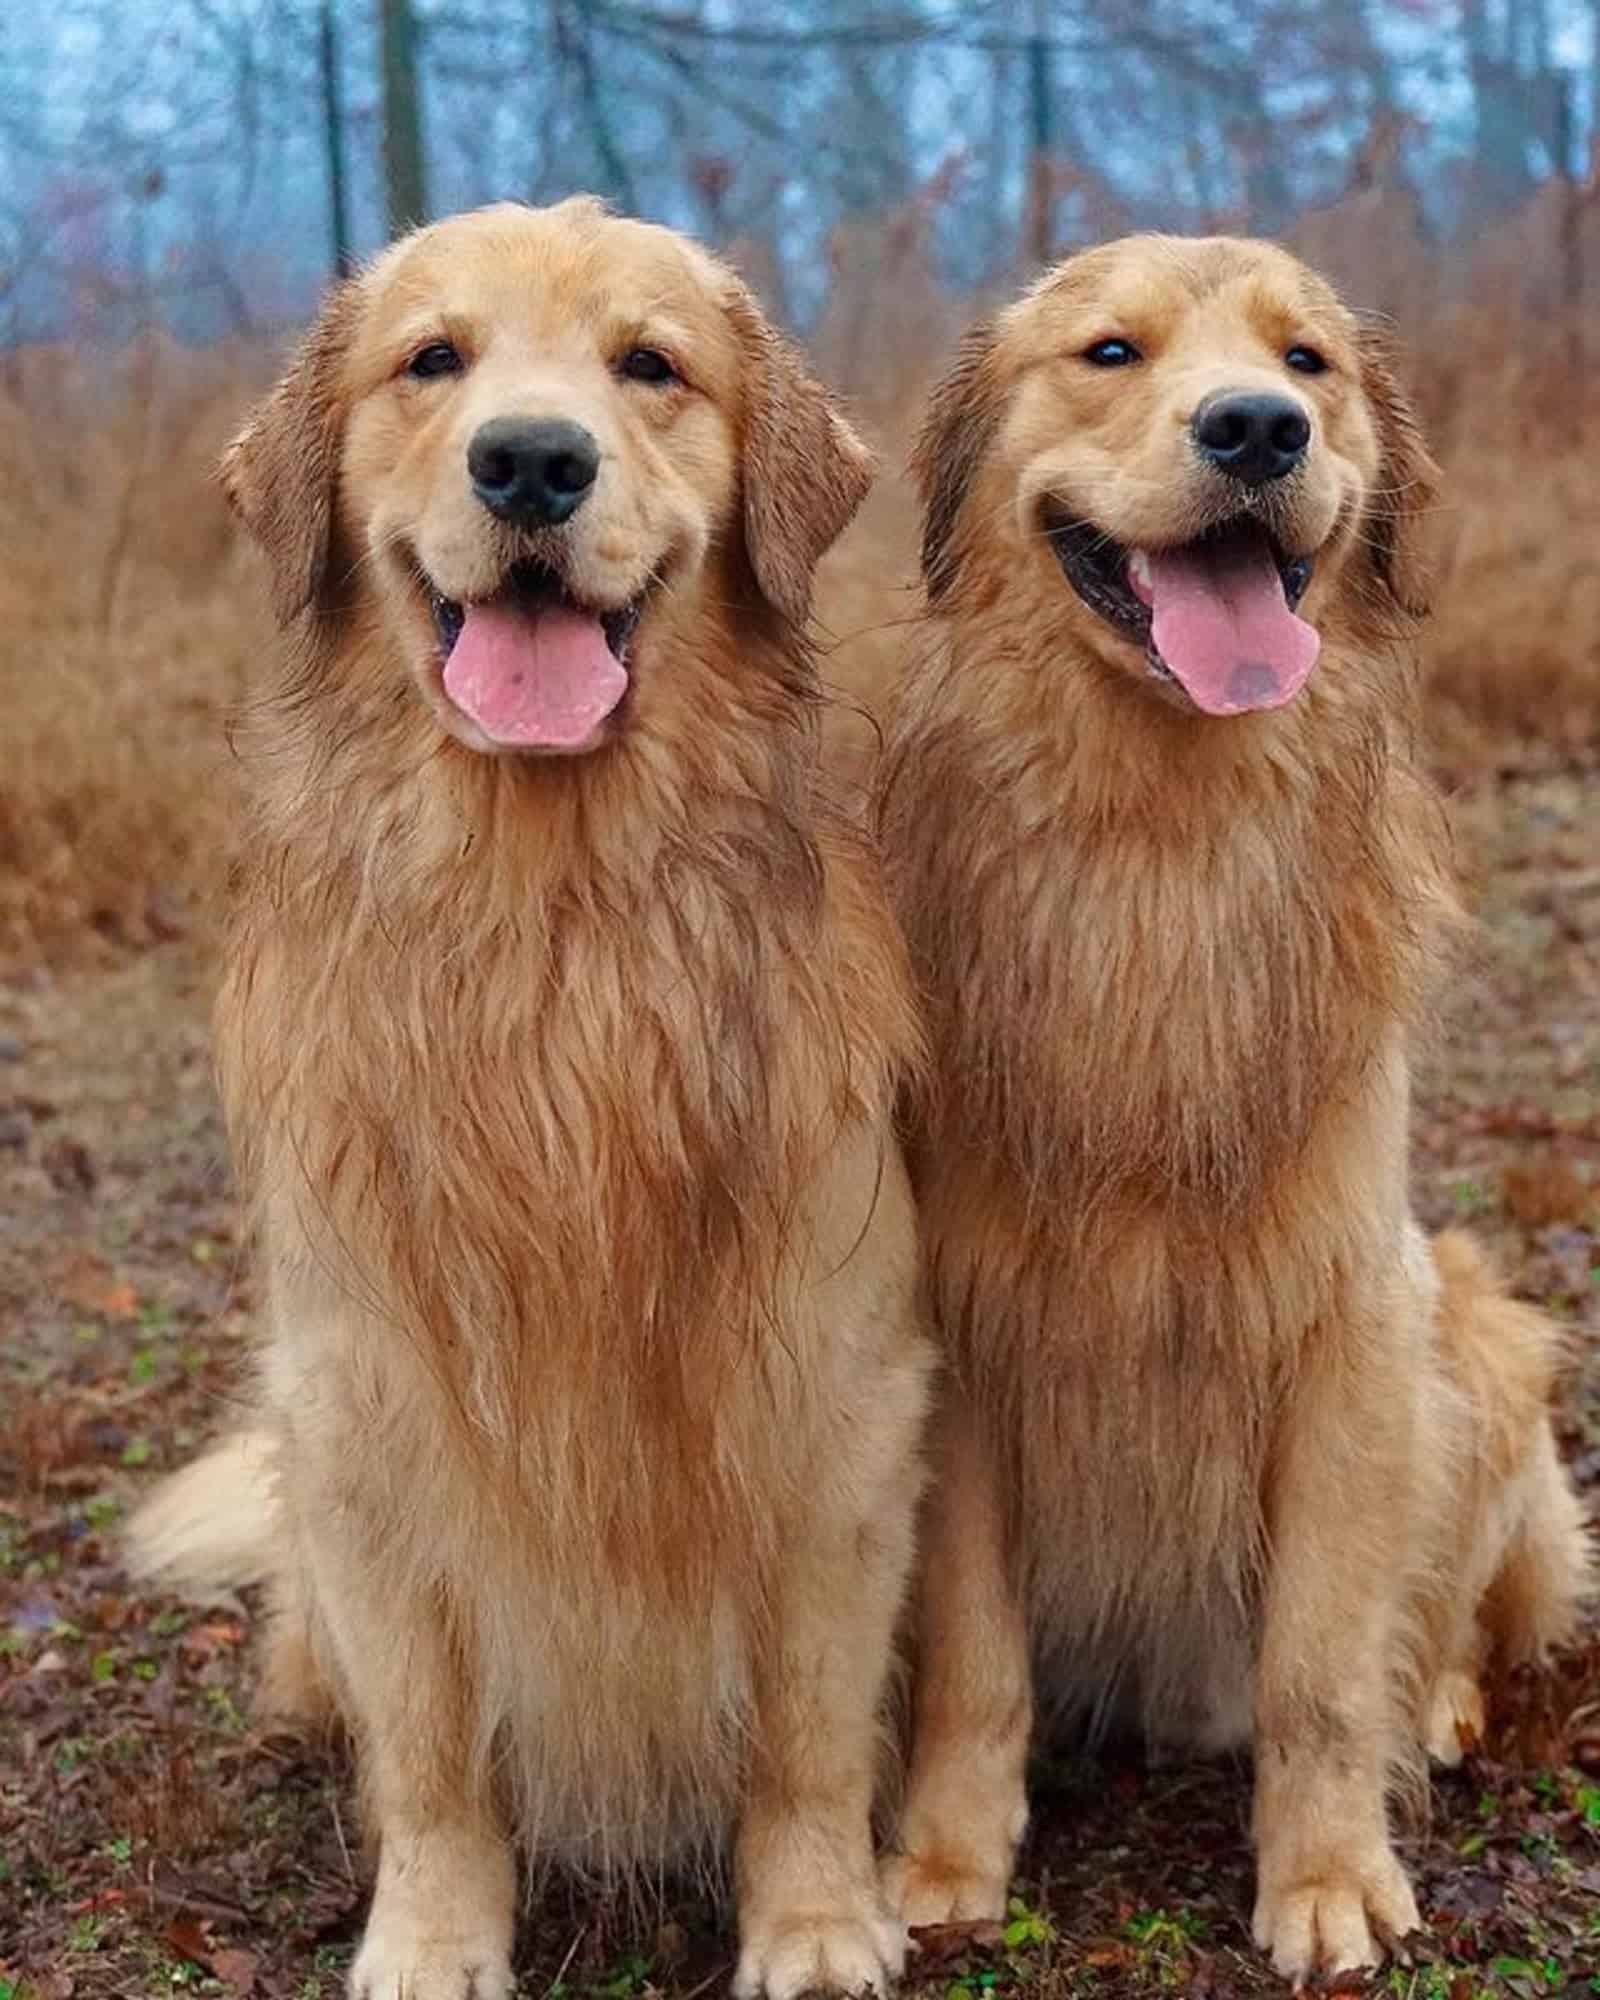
[222,198,873,756]
[917,235,1436,717]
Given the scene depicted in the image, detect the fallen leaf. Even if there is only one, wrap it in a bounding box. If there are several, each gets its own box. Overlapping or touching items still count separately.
[1504,1156,1590,1227]
[162,1915,257,1991]
[165,1918,210,1966]
[67,1889,127,1913]
[42,1134,97,1194]
[210,1948,258,1995]
[180,1618,246,1658]
[907,1921,1005,1961]
[55,1255,138,1320]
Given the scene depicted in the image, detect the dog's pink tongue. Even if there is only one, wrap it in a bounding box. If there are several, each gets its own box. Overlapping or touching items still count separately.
[442,602,626,749]
[1139,535,1319,715]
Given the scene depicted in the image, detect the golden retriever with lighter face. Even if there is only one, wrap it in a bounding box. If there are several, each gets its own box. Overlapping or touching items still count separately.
[131,199,932,2000]
[875,238,1590,1981]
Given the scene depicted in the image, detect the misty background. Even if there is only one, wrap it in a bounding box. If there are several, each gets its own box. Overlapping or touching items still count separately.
[5,0,1598,350]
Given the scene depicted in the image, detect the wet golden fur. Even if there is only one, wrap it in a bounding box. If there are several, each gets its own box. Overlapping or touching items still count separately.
[872,238,1590,1980]
[129,200,933,2000]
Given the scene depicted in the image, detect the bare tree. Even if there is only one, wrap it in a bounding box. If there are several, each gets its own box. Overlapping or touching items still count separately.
[1,0,1595,341]
[319,0,353,275]
[382,0,429,234]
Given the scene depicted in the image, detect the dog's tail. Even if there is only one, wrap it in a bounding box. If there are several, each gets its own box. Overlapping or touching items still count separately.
[126,1429,334,1723]
[1432,1229,1593,1664]
[125,1429,279,1599]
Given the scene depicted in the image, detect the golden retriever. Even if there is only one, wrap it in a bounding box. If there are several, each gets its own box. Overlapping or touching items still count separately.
[129,198,933,2000]
[872,236,1591,1981]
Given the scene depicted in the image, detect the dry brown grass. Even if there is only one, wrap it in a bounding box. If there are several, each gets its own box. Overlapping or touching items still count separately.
[1416,305,1600,766]
[5,194,1596,962]
[1287,187,1599,769]
[0,339,265,960]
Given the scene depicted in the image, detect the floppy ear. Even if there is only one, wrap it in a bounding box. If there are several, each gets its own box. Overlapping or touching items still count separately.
[1355,324,1439,623]
[913,320,1003,601]
[220,281,360,625]
[727,286,876,626]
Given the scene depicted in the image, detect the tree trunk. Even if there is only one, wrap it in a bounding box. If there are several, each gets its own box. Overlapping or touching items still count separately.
[320,0,353,275]
[381,0,429,238]
[1020,0,1053,271]
[1461,0,1534,211]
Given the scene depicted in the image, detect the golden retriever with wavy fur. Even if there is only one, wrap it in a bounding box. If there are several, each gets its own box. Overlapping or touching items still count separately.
[873,237,1590,1980]
[129,199,933,2000]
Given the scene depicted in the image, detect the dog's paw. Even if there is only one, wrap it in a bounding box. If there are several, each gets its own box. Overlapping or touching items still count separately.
[1251,1847,1419,1985]
[1424,1669,1486,1769]
[733,1905,906,2000]
[879,1846,1010,1928]
[350,1824,514,2000]
[349,1926,513,2000]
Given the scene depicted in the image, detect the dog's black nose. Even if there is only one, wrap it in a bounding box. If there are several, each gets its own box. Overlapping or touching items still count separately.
[468,417,600,526]
[1192,392,1311,486]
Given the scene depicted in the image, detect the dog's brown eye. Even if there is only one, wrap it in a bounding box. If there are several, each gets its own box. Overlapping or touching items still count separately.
[407,341,463,381]
[619,347,677,385]
[1083,338,1140,367]
[1286,345,1328,375]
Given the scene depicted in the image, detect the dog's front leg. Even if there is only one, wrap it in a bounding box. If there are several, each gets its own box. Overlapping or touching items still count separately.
[1250,1287,1423,1982]
[286,1440,515,2000]
[732,1374,925,1998]
[879,1398,1031,1927]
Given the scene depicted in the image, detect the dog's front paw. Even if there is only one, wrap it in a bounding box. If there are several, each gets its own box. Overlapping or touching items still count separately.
[1251,1845,1419,1984]
[350,1924,513,2000]
[879,1845,1009,1928]
[350,1826,515,2000]
[733,1904,906,2000]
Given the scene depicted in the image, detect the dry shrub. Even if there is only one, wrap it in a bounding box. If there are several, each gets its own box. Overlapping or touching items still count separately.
[1285,189,1600,766]
[0,338,269,960]
[3,191,1595,965]
[1418,308,1600,764]
[810,203,966,428]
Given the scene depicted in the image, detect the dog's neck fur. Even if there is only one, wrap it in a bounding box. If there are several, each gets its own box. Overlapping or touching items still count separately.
[883,587,1459,1218]
[220,570,915,1453]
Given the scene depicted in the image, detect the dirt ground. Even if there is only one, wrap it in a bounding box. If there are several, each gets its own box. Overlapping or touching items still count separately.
[2,763,1597,2000]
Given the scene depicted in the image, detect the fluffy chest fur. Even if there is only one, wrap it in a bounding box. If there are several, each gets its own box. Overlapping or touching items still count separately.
[224,634,916,1571]
[887,632,1450,1211]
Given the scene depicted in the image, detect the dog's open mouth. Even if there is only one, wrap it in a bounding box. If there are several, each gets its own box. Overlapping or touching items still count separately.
[1047,516,1319,716]
[423,559,643,751]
